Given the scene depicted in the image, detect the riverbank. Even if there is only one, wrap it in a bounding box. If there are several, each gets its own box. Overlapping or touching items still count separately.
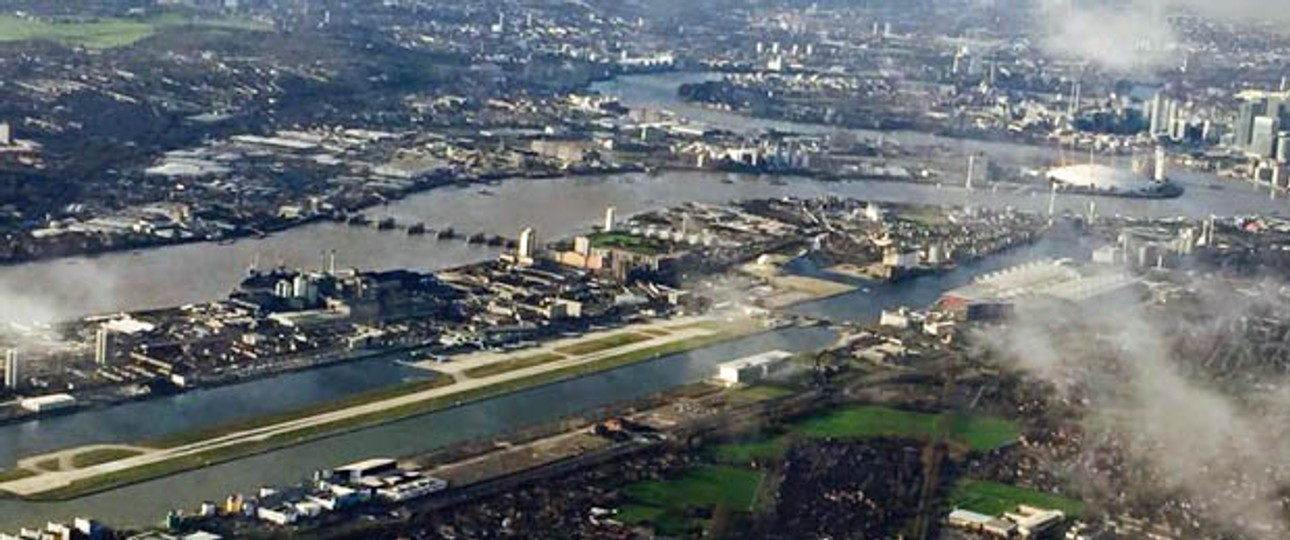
[739,257,859,309]
[0,341,442,429]
[0,316,771,501]
[0,164,645,268]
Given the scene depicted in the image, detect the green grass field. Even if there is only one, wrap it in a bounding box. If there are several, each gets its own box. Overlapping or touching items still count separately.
[69,448,144,469]
[796,406,1018,451]
[713,405,1016,469]
[33,458,61,472]
[623,406,1019,535]
[725,385,793,406]
[946,479,1084,517]
[589,232,671,255]
[616,504,667,524]
[941,413,1021,452]
[0,16,152,48]
[625,466,764,510]
[0,469,35,483]
[713,436,791,465]
[555,333,652,356]
[0,13,268,49]
[463,352,565,379]
[620,465,765,535]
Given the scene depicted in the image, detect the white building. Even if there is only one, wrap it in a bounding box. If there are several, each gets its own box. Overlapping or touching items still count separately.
[332,458,398,482]
[947,509,1016,538]
[517,227,536,264]
[1005,505,1066,538]
[883,248,920,269]
[20,394,76,413]
[940,259,1141,320]
[715,350,793,386]
[1251,116,1281,158]
[604,206,617,233]
[4,349,18,389]
[95,328,113,365]
[1048,164,1161,195]
[256,505,298,526]
[879,309,911,329]
[376,476,449,502]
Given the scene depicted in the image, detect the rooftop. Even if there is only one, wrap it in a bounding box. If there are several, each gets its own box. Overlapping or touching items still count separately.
[589,231,671,255]
[716,350,794,371]
[1048,164,1156,192]
[944,259,1140,305]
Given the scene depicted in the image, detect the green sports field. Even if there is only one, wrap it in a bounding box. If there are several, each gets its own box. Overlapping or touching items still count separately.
[796,405,1020,451]
[618,465,766,536]
[713,405,1020,465]
[0,13,268,49]
[946,479,1085,517]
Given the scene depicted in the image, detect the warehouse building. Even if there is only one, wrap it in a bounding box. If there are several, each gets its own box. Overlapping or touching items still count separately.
[20,394,77,413]
[938,259,1142,321]
[332,458,398,483]
[947,509,1017,538]
[714,350,793,386]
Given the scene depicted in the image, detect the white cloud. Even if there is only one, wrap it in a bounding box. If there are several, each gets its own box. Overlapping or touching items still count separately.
[1032,0,1289,72]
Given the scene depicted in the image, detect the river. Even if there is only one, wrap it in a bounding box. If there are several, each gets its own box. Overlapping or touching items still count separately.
[0,326,836,528]
[1,75,1282,321]
[0,228,1117,529]
[0,71,1283,529]
[2,169,1282,320]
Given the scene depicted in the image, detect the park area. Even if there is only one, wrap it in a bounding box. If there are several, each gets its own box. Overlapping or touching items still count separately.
[713,405,1020,466]
[617,465,768,536]
[617,405,1022,535]
[0,13,267,49]
[795,405,1019,451]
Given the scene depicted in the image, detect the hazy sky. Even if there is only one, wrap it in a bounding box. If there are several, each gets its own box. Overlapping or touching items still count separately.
[1034,0,1286,72]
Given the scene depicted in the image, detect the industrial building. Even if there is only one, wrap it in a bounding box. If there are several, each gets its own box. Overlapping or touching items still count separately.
[947,509,1017,538]
[2,518,109,540]
[714,350,793,386]
[939,259,1142,320]
[1046,150,1179,199]
[1006,505,1066,538]
[946,505,1065,539]
[376,476,449,503]
[194,457,456,529]
[19,394,77,413]
[332,458,399,483]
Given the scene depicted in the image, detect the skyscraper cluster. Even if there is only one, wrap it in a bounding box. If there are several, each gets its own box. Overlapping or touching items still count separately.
[1233,94,1290,162]
[1150,93,1207,142]
[1146,93,1210,144]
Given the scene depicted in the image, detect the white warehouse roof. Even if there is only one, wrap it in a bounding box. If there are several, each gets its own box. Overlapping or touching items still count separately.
[1047,164,1154,192]
[716,350,794,372]
[945,259,1140,305]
